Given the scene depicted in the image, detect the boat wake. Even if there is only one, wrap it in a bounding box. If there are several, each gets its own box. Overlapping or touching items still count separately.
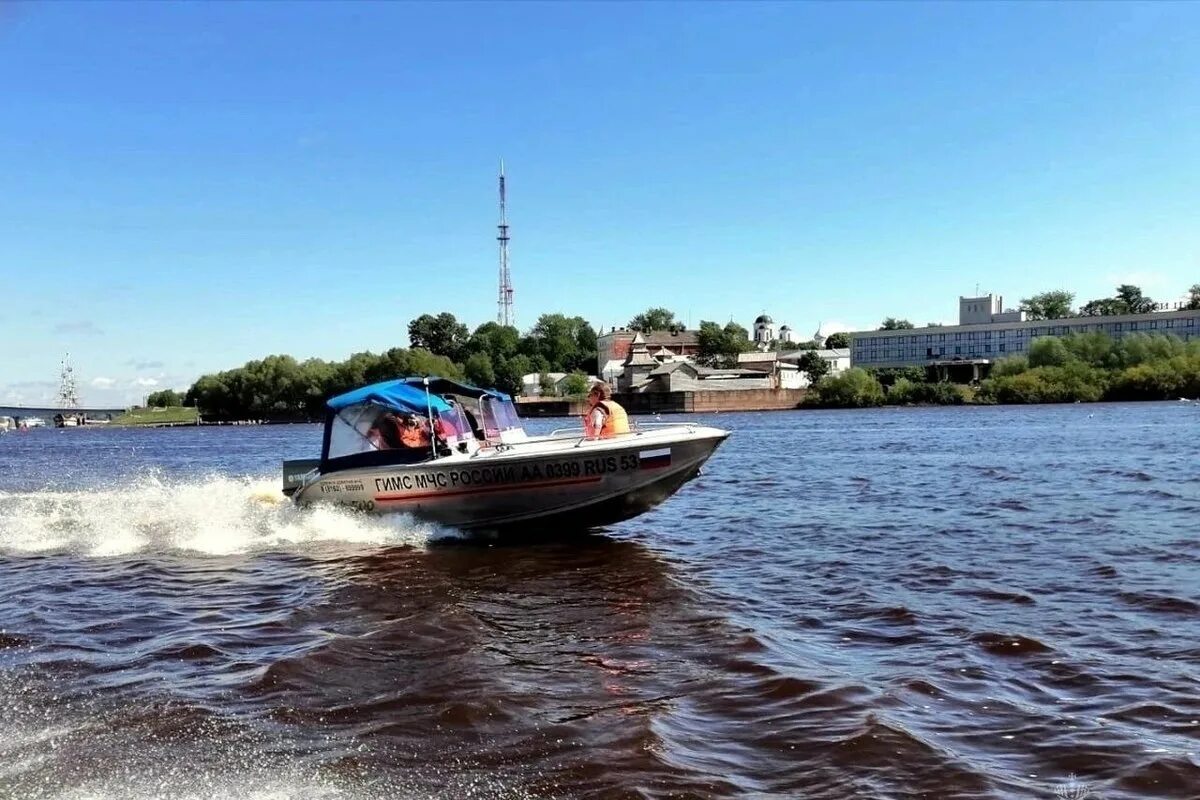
[0,474,453,556]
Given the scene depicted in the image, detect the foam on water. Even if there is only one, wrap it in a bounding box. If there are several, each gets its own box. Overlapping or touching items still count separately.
[0,474,453,556]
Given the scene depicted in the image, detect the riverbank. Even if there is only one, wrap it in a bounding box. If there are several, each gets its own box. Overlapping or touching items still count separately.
[107,407,200,427]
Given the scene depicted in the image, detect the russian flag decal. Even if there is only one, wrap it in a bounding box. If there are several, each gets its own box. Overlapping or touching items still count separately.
[638,448,672,470]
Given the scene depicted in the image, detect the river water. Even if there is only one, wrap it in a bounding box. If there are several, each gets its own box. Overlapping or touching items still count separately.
[1,404,1197,799]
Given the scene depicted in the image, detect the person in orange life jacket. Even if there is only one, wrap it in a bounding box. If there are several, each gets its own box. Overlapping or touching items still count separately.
[583,382,630,439]
[398,413,432,449]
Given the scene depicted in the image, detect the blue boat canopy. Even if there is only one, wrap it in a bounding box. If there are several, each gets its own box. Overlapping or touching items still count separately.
[326,376,510,415]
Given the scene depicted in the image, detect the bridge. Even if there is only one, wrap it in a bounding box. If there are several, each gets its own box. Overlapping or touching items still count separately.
[0,405,127,421]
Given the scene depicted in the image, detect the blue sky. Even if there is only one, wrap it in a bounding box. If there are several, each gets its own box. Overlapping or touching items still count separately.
[1,2,1197,405]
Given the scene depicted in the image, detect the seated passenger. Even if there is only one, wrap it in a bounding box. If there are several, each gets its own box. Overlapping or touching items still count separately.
[398,413,432,449]
[367,412,403,450]
[583,382,630,439]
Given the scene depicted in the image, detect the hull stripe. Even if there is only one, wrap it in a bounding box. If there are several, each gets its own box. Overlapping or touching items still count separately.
[375,475,602,503]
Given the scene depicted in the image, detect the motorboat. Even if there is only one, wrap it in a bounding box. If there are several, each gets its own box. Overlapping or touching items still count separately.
[0,416,13,433]
[283,377,729,532]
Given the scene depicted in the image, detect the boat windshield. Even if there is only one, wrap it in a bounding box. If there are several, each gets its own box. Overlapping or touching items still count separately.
[326,401,480,463]
[327,403,434,461]
[479,396,527,444]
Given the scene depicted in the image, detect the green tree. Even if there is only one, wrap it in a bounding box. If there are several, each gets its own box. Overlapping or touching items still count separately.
[868,366,927,388]
[824,332,851,349]
[1079,297,1124,317]
[879,318,915,330]
[796,351,830,384]
[628,307,683,333]
[696,320,753,367]
[408,312,469,362]
[1027,337,1072,368]
[494,354,533,397]
[1019,290,1075,320]
[146,389,183,407]
[1185,283,1200,310]
[1115,284,1156,314]
[538,372,557,396]
[522,314,596,373]
[1080,285,1156,316]
[807,368,885,408]
[463,352,496,388]
[466,322,521,362]
[990,355,1029,378]
[562,371,590,396]
[364,347,462,385]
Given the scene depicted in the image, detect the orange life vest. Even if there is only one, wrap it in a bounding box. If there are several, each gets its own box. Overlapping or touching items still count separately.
[399,420,431,449]
[584,399,630,438]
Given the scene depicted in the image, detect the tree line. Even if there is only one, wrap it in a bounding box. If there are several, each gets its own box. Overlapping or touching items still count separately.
[802,330,1200,408]
[183,306,779,419]
[878,283,1200,330]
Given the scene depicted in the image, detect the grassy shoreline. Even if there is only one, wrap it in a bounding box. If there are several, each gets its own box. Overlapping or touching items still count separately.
[108,407,200,427]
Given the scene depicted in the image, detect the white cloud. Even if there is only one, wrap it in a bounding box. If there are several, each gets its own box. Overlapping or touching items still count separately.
[91,376,116,388]
[133,377,159,388]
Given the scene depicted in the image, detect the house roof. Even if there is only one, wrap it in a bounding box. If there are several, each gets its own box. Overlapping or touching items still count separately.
[643,330,699,347]
[778,348,850,361]
[736,352,779,363]
[623,346,658,367]
[649,361,687,376]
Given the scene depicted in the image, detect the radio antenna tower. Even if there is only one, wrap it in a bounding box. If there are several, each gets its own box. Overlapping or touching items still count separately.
[57,353,80,409]
[496,160,514,327]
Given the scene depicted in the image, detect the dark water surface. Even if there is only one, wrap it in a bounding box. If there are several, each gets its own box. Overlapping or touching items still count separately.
[2,404,1198,799]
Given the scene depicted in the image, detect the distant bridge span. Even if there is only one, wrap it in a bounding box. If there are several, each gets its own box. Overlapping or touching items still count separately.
[0,405,127,419]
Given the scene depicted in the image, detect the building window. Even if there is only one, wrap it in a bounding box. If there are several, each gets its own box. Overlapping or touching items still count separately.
[1149,320,1158,329]
[955,346,961,355]
[1130,322,1138,331]
[1166,319,1175,328]
[955,333,963,341]
[1189,319,1195,327]
[998,330,1006,338]
[1114,323,1123,331]
[984,344,992,353]
[999,343,1006,352]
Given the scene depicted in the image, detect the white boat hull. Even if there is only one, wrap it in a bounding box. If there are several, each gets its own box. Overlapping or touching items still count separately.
[291,425,728,532]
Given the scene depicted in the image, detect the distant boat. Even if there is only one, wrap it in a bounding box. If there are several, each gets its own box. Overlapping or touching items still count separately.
[0,416,13,433]
[21,416,46,429]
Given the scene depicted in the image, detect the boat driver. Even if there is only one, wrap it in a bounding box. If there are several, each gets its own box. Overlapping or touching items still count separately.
[583,382,630,439]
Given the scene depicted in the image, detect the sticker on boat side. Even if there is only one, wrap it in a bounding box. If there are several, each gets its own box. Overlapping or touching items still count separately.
[319,479,365,494]
[373,454,644,496]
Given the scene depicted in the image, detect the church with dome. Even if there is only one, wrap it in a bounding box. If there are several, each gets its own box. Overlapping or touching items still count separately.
[752,313,835,351]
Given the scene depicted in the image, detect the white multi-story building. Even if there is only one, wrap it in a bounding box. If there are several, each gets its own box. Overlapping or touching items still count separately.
[850,294,1200,373]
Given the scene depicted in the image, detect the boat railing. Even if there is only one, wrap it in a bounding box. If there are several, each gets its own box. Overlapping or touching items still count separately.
[542,421,701,442]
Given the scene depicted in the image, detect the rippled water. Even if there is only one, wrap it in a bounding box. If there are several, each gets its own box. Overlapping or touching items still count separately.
[2,404,1198,799]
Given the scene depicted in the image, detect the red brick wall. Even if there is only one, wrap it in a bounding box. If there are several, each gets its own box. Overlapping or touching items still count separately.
[688,389,807,412]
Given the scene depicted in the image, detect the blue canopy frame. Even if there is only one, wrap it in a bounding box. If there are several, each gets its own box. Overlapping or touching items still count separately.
[319,376,513,472]
[326,377,510,415]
